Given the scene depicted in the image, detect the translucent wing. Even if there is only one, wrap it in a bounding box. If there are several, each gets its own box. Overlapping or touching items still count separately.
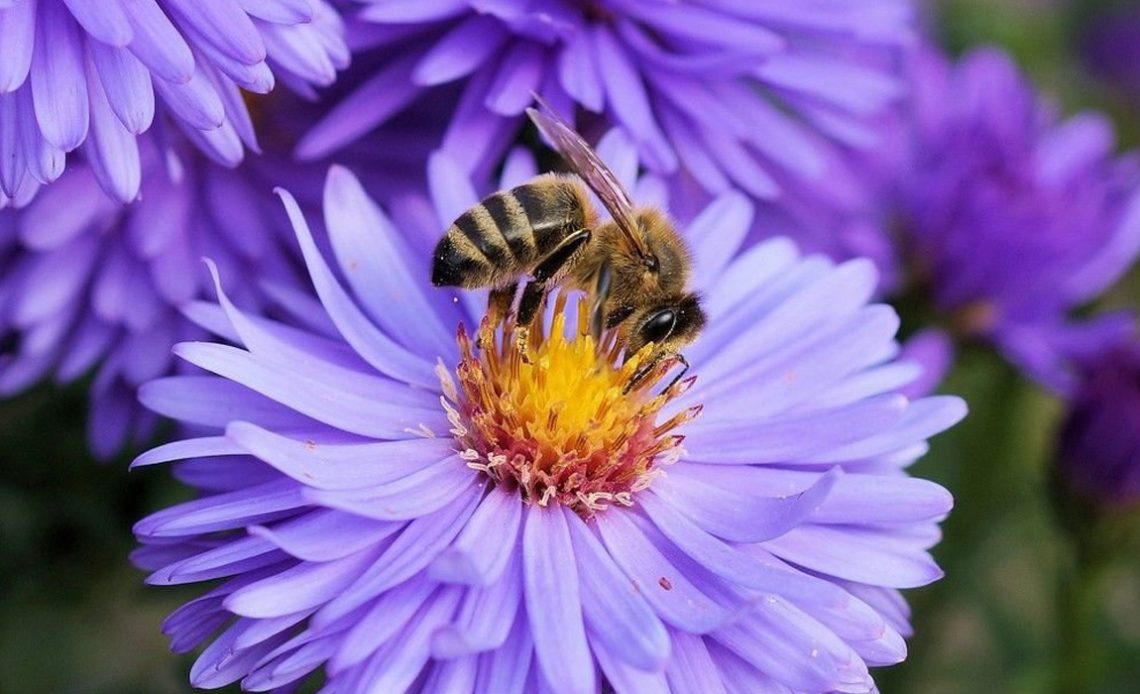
[526,105,649,257]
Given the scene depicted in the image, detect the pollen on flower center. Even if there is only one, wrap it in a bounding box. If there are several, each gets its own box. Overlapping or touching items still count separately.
[438,294,699,517]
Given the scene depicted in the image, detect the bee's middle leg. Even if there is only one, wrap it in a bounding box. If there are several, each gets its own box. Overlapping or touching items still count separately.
[515,228,592,356]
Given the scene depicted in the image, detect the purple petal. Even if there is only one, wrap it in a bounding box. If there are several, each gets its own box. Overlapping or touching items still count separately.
[430,487,522,586]
[592,640,669,693]
[139,375,316,432]
[485,42,545,116]
[30,2,89,151]
[83,54,141,203]
[330,579,436,673]
[803,396,967,464]
[130,435,241,468]
[225,544,382,618]
[174,342,441,439]
[238,0,314,23]
[315,491,480,628]
[164,0,266,64]
[688,192,753,289]
[276,187,438,388]
[295,53,422,160]
[250,508,400,563]
[62,0,133,46]
[304,455,480,522]
[422,657,478,693]
[595,510,735,634]
[89,42,155,134]
[122,0,195,84]
[666,631,728,694]
[323,164,457,356]
[133,478,307,539]
[0,0,36,92]
[148,536,285,585]
[763,524,944,588]
[153,65,225,131]
[558,29,603,112]
[713,596,871,693]
[651,467,840,544]
[523,505,596,694]
[432,553,522,657]
[413,15,506,86]
[359,0,466,23]
[473,615,533,694]
[345,587,464,693]
[226,421,455,490]
[682,394,908,465]
[566,511,670,672]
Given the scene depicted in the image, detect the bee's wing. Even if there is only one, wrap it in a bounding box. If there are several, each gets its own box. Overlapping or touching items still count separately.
[526,105,649,257]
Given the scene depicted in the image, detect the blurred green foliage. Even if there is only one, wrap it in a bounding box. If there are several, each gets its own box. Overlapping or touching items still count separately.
[3,2,1140,692]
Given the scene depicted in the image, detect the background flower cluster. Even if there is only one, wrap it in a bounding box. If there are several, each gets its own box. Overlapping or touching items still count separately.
[1,0,1140,692]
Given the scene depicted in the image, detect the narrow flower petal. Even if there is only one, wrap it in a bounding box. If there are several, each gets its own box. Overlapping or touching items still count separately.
[523,505,596,694]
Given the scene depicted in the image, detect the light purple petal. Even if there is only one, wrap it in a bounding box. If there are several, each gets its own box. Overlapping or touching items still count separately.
[30,1,89,151]
[595,509,735,634]
[566,511,670,672]
[89,42,155,134]
[122,0,195,84]
[523,505,596,694]
[432,553,522,658]
[225,544,381,618]
[225,421,455,491]
[651,467,840,543]
[0,0,36,92]
[430,487,522,586]
[412,15,505,86]
[83,53,141,203]
[249,509,400,563]
[62,0,133,46]
[276,186,438,388]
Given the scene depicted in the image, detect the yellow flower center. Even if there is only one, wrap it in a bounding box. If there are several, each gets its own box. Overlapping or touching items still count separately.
[439,294,699,517]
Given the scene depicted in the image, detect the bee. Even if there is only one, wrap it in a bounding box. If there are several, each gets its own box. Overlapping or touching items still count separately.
[431,104,705,386]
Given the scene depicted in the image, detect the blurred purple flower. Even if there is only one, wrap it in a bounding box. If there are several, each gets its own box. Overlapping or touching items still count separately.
[299,0,914,198]
[889,47,1140,393]
[0,0,348,205]
[1081,9,1140,97]
[0,133,308,458]
[1057,338,1140,508]
[133,149,964,691]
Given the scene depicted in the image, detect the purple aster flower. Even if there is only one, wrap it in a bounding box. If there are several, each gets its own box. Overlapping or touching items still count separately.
[0,132,309,457]
[883,46,1140,393]
[133,146,964,691]
[0,0,348,204]
[1057,338,1140,508]
[1081,8,1140,99]
[299,1,914,199]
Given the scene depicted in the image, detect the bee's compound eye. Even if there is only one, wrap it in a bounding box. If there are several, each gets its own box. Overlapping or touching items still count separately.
[641,310,676,344]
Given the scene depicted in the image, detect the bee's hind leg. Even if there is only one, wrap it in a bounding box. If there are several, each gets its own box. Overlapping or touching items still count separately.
[488,283,518,322]
[514,228,592,358]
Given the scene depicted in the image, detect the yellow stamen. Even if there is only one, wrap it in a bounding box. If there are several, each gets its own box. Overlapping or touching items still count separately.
[444,293,699,517]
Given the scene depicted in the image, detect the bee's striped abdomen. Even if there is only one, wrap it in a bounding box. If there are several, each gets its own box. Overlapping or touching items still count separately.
[431,175,591,288]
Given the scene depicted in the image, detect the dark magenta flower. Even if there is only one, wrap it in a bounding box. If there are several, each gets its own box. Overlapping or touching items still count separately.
[133,147,964,691]
[0,133,310,457]
[300,1,915,201]
[886,47,1140,393]
[0,0,348,204]
[1057,339,1140,508]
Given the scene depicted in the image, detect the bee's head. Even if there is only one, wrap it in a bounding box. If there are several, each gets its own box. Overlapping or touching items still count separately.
[626,293,706,359]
